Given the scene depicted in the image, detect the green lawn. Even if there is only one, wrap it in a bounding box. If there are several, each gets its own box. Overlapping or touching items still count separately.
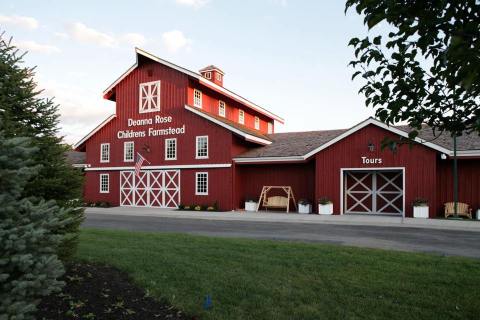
[77,228,480,320]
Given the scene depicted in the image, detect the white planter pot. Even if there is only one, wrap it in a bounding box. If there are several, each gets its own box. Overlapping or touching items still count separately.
[298,203,311,214]
[318,203,333,215]
[413,206,429,218]
[245,201,257,212]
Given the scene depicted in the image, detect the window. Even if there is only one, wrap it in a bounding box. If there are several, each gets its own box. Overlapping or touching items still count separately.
[100,174,109,193]
[139,80,161,113]
[268,122,273,134]
[196,136,208,159]
[165,138,177,160]
[194,89,202,108]
[218,101,226,117]
[100,143,110,163]
[205,71,211,79]
[124,141,134,162]
[216,73,222,81]
[238,110,245,125]
[195,172,208,195]
[254,116,260,130]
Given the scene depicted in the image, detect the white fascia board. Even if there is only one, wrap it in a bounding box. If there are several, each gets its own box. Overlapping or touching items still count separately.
[303,118,452,159]
[233,156,305,163]
[102,47,284,123]
[185,105,272,146]
[74,114,116,149]
[85,163,232,171]
[453,150,480,157]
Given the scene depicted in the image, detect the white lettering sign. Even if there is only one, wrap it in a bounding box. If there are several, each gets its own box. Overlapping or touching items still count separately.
[361,156,382,164]
[118,115,185,139]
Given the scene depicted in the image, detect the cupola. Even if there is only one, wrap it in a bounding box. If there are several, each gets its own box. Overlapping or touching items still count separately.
[199,65,224,86]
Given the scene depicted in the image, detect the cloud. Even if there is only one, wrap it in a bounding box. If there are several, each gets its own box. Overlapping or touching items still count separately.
[54,32,69,39]
[0,14,39,30]
[175,0,210,8]
[120,33,146,47]
[15,40,61,54]
[270,0,287,7]
[37,77,114,144]
[66,22,116,47]
[162,30,191,53]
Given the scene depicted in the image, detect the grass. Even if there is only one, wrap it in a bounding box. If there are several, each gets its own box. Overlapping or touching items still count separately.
[77,228,480,320]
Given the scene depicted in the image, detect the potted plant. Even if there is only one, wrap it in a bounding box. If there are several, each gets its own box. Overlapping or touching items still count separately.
[298,199,312,214]
[413,198,429,218]
[244,197,257,212]
[318,197,333,215]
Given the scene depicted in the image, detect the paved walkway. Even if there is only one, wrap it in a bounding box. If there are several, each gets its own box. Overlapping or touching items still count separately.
[84,207,480,258]
[85,207,480,231]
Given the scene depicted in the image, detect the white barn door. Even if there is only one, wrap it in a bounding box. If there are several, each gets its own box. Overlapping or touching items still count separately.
[120,170,180,208]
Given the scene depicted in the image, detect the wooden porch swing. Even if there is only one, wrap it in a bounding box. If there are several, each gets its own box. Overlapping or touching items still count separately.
[256,186,297,213]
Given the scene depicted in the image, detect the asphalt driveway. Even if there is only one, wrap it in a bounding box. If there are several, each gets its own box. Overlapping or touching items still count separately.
[83,210,480,258]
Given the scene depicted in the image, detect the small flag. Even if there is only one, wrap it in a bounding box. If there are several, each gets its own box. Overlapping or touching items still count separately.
[135,152,150,177]
[203,294,212,310]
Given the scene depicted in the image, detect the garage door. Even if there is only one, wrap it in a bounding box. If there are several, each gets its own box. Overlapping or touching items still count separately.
[120,170,180,208]
[344,170,403,215]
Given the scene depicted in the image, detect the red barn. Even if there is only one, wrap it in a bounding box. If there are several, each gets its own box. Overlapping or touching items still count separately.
[74,48,480,218]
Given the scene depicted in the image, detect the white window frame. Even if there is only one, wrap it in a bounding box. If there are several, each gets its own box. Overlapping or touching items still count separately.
[216,73,222,81]
[195,172,208,195]
[100,143,110,163]
[124,141,134,162]
[165,138,177,160]
[218,100,226,117]
[193,89,202,108]
[238,110,245,125]
[99,173,109,193]
[139,80,161,113]
[268,122,273,134]
[196,136,209,159]
[254,116,260,130]
[205,71,211,79]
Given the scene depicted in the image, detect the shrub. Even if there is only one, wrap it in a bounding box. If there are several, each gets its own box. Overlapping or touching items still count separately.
[318,197,332,205]
[299,199,311,205]
[413,198,428,207]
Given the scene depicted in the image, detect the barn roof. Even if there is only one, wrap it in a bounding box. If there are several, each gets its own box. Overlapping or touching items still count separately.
[234,118,480,162]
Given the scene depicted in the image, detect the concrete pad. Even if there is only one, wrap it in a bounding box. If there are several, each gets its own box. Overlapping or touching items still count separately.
[85,207,480,232]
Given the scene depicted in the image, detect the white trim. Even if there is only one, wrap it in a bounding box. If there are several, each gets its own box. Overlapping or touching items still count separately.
[139,80,161,113]
[85,163,232,171]
[238,109,245,125]
[72,164,89,168]
[254,116,260,130]
[267,122,273,134]
[99,173,109,193]
[185,105,272,145]
[234,156,305,163]
[339,167,405,219]
[195,172,208,195]
[100,143,110,163]
[233,117,456,163]
[195,135,209,159]
[193,89,202,108]
[165,138,177,160]
[74,114,116,149]
[199,67,225,75]
[204,71,211,79]
[218,100,226,117]
[454,150,480,157]
[124,141,135,162]
[102,48,284,123]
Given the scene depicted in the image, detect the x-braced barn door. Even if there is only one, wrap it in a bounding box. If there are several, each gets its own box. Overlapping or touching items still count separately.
[344,170,403,215]
[120,170,180,208]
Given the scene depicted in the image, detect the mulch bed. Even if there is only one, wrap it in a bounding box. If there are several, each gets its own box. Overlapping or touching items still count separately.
[36,262,195,320]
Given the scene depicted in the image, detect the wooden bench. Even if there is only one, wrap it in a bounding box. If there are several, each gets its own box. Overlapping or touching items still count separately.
[263,196,289,210]
[444,202,472,219]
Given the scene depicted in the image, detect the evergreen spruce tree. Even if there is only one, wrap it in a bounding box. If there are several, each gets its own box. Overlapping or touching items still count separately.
[0,34,84,260]
[0,127,69,319]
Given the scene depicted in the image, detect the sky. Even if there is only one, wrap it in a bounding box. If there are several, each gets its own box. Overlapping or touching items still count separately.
[1,0,374,144]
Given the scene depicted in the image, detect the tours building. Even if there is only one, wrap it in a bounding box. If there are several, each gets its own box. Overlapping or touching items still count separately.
[74,48,480,218]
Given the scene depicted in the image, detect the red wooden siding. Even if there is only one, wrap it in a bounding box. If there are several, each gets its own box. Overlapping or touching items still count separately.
[84,171,120,206]
[187,80,273,134]
[235,162,315,209]
[315,124,438,217]
[437,159,480,216]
